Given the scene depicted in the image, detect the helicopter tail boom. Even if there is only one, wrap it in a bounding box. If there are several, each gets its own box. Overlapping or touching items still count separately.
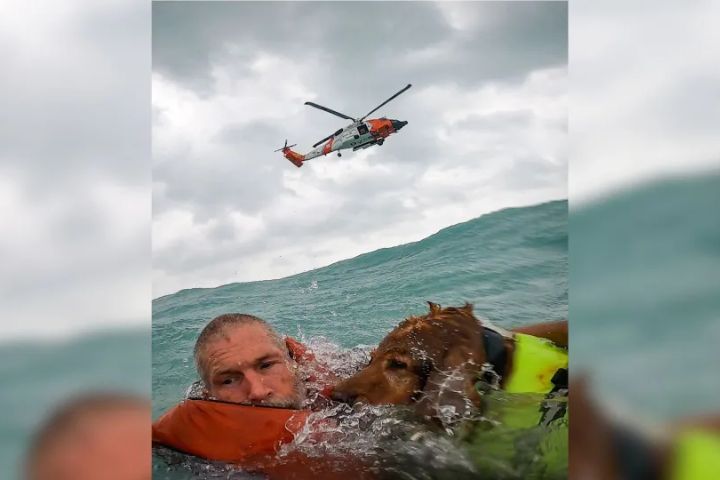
[283,147,304,168]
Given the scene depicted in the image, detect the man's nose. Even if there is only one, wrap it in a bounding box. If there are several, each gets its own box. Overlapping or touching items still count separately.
[245,372,272,401]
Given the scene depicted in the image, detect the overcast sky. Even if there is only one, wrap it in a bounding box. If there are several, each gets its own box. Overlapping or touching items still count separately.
[152,1,569,297]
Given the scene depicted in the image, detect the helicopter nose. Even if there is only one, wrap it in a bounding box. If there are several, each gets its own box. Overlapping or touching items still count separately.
[391,119,408,131]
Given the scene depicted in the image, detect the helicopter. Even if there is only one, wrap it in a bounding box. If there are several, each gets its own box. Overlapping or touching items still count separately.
[275,83,411,167]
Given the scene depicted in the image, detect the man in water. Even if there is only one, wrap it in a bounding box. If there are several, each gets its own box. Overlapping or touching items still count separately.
[154,313,371,477]
[193,313,309,408]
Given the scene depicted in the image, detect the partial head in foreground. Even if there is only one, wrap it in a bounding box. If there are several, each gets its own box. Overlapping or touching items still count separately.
[194,313,305,408]
[25,392,150,480]
[332,302,486,419]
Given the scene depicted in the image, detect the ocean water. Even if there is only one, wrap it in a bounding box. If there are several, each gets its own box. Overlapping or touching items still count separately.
[153,199,568,478]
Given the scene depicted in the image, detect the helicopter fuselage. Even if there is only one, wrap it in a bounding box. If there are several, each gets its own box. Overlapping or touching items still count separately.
[302,118,407,160]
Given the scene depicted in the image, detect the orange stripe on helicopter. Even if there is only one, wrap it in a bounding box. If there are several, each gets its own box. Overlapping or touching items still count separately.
[322,138,334,155]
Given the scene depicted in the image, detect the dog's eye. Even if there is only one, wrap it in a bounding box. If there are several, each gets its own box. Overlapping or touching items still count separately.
[387,359,408,370]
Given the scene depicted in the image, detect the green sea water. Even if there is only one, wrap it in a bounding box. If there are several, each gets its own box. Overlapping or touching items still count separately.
[152,199,569,478]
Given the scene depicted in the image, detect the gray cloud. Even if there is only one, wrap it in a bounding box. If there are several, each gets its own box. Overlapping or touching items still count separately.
[153,1,567,94]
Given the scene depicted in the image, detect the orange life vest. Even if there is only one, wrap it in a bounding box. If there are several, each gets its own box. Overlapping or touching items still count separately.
[153,398,310,462]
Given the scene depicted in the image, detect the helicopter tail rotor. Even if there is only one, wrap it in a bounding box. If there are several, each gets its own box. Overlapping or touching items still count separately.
[273,139,297,152]
[275,139,304,168]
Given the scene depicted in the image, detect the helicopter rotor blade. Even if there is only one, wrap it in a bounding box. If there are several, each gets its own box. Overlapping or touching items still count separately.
[359,83,412,121]
[304,102,356,121]
[273,139,287,152]
[312,133,334,148]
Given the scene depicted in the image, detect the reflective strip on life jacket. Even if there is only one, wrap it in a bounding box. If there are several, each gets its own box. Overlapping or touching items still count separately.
[152,399,309,462]
[503,333,568,394]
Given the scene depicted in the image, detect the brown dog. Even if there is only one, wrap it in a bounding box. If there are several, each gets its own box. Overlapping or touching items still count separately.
[331,302,567,420]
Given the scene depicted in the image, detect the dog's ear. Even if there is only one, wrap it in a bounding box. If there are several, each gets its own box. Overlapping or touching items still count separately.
[426,301,442,315]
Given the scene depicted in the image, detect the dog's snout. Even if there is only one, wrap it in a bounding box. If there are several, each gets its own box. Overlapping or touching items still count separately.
[330,388,358,405]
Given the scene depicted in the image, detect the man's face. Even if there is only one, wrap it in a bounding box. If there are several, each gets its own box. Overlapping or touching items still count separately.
[201,323,304,407]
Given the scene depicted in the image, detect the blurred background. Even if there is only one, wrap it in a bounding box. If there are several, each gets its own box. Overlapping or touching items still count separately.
[571,0,720,414]
[0,0,150,478]
[569,0,720,477]
[570,1,720,412]
[1,0,718,478]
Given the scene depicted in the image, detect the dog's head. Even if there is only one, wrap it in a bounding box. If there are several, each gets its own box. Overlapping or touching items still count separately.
[332,302,487,419]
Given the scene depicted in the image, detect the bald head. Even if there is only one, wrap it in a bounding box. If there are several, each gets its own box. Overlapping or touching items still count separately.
[25,393,150,480]
[194,313,286,384]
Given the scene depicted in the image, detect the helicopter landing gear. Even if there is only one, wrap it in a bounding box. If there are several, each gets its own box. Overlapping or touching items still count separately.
[337,152,342,157]
[377,139,384,146]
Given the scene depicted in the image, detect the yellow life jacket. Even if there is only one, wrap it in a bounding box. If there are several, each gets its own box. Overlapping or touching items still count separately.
[476,331,569,431]
[468,330,570,478]
[504,332,568,394]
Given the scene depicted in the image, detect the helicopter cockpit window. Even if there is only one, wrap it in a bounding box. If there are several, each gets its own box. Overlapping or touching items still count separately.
[357,124,368,135]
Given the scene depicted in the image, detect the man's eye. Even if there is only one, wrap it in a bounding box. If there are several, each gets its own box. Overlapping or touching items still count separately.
[388,359,408,370]
[260,361,276,370]
[222,378,233,385]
